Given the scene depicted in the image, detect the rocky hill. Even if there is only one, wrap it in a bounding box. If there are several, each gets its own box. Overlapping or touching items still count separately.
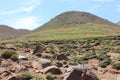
[35,11,116,31]
[0,25,30,40]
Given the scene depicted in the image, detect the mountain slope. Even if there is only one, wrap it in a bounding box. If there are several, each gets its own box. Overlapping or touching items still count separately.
[13,11,120,41]
[0,25,30,40]
[35,11,116,31]
[117,21,120,25]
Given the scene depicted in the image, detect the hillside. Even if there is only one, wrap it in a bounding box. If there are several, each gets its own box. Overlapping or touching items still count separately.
[0,25,30,40]
[14,11,120,42]
[117,21,120,25]
[35,11,116,31]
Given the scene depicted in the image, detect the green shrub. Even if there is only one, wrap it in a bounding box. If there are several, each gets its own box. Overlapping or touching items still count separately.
[19,71,32,80]
[31,73,44,79]
[112,62,120,70]
[78,57,88,64]
[55,61,63,67]
[98,54,110,61]
[35,52,42,57]
[46,73,55,80]
[1,50,17,59]
[99,59,111,68]
[10,54,18,61]
[84,53,97,60]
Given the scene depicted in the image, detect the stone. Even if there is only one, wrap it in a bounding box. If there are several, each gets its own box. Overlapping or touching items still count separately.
[44,66,62,75]
[18,55,28,60]
[33,45,44,54]
[7,75,19,80]
[40,58,51,68]
[56,54,68,61]
[63,65,99,80]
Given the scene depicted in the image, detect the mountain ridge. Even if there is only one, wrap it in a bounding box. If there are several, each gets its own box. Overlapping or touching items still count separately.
[0,25,30,40]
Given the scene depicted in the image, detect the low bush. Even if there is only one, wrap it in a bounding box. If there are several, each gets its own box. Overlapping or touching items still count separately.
[1,50,17,59]
[19,71,32,80]
[84,53,97,60]
[55,61,63,67]
[98,53,110,61]
[112,62,120,70]
[10,54,18,61]
[99,59,111,68]
[78,57,88,64]
[46,73,55,80]
[35,52,42,57]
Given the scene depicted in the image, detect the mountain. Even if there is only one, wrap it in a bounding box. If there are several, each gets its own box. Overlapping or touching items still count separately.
[14,11,120,41]
[35,11,116,31]
[117,21,120,25]
[0,25,30,40]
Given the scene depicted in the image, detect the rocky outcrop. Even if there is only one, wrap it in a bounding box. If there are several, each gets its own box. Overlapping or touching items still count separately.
[64,65,99,80]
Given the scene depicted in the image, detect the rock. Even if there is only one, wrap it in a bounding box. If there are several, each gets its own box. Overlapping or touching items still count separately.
[16,65,27,73]
[40,58,51,68]
[7,75,19,80]
[0,46,6,49]
[56,54,68,61]
[33,45,44,54]
[117,74,120,80]
[24,49,31,53]
[63,65,99,80]
[18,55,28,60]
[44,66,62,75]
[1,59,13,67]
[7,47,17,51]
[1,71,12,77]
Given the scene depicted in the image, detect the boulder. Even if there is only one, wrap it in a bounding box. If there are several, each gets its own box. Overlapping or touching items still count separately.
[33,45,44,54]
[40,58,51,68]
[44,66,62,75]
[63,65,99,80]
[56,54,68,61]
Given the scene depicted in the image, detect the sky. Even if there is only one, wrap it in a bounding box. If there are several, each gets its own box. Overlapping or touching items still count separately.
[0,0,120,30]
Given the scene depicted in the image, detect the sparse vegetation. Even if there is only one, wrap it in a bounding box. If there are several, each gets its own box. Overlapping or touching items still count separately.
[10,54,18,61]
[112,62,120,70]
[98,53,110,61]
[0,11,120,80]
[19,71,32,80]
[99,59,111,68]
[1,50,17,59]
[46,73,55,80]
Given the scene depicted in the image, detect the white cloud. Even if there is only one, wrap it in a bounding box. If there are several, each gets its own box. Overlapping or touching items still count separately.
[0,0,41,15]
[93,0,113,2]
[0,6,35,15]
[12,16,41,30]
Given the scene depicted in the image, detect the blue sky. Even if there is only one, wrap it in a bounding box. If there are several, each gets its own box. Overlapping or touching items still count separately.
[0,0,120,30]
